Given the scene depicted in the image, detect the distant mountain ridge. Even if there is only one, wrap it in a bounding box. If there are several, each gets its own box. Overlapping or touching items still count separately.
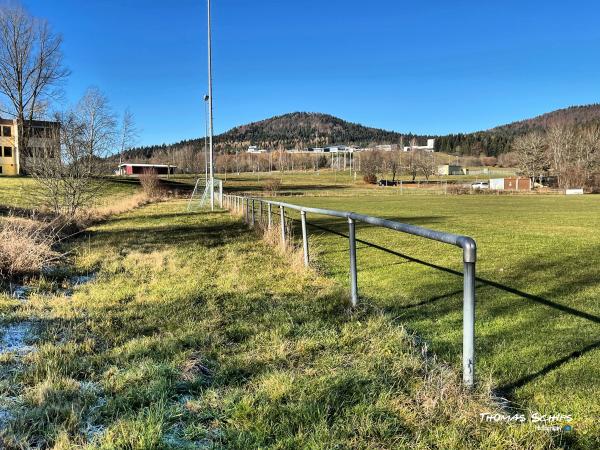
[491,104,600,133]
[435,104,600,156]
[123,104,600,161]
[122,112,429,161]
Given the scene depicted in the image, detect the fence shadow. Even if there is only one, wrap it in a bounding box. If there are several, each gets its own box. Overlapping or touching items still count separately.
[280,213,600,395]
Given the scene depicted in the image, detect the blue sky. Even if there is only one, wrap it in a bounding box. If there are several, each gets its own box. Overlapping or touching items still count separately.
[24,0,600,146]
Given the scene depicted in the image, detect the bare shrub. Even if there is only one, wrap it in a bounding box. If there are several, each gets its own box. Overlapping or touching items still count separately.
[263,178,282,194]
[139,171,163,198]
[0,217,59,277]
[360,150,383,182]
[446,185,471,195]
[363,174,377,184]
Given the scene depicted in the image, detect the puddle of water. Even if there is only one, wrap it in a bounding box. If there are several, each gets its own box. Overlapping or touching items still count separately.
[70,274,96,286]
[83,423,106,443]
[10,285,30,301]
[0,322,34,355]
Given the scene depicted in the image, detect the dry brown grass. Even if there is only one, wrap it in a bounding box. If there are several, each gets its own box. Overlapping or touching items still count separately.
[0,191,158,279]
[251,217,307,273]
[0,216,60,277]
[76,192,152,225]
[263,178,282,194]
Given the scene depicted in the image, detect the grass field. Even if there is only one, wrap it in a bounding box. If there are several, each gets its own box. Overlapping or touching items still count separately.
[174,169,511,197]
[0,177,141,210]
[267,193,600,445]
[1,173,597,447]
[0,201,558,448]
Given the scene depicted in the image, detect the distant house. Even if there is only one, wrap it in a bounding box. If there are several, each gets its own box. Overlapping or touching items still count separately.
[325,145,348,153]
[117,163,176,176]
[247,145,267,154]
[0,118,60,176]
[375,144,398,152]
[438,164,465,176]
[403,138,435,152]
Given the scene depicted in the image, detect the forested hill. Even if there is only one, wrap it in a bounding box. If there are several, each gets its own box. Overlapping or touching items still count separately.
[121,112,429,161]
[435,104,600,156]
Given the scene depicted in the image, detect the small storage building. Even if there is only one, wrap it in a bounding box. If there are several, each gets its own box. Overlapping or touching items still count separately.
[438,164,464,176]
[117,163,176,176]
[489,177,532,191]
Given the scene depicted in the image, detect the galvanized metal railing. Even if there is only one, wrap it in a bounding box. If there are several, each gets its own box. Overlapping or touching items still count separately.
[222,193,477,387]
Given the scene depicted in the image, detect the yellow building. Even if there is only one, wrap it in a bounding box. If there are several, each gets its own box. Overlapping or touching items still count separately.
[0,118,60,176]
[0,119,17,175]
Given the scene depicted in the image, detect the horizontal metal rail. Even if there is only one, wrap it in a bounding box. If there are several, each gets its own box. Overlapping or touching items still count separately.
[221,193,477,387]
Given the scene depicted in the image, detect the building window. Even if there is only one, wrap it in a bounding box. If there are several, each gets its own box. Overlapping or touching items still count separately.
[3,146,12,157]
[2,126,10,137]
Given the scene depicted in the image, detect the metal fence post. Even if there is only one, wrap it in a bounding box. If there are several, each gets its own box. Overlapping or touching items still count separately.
[259,200,263,226]
[245,198,249,223]
[279,205,286,247]
[348,217,358,307]
[268,203,272,229]
[301,211,309,266]
[219,180,223,208]
[463,259,476,387]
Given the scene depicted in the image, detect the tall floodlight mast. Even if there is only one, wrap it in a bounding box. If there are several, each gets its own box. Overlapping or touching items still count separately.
[207,0,215,210]
[204,94,209,184]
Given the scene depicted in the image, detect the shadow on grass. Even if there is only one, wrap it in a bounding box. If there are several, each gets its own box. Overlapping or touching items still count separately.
[226,183,350,194]
[283,214,600,398]
[300,216,600,325]
[71,210,249,251]
[497,340,600,395]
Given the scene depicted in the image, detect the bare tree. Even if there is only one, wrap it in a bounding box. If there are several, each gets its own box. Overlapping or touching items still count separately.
[0,4,69,147]
[401,151,419,181]
[576,125,600,187]
[118,107,138,165]
[414,150,436,180]
[383,150,401,181]
[29,88,117,217]
[512,132,549,187]
[77,87,116,164]
[360,150,383,183]
[546,124,574,187]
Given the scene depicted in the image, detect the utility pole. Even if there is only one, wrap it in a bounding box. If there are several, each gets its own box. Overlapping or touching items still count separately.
[207,0,215,210]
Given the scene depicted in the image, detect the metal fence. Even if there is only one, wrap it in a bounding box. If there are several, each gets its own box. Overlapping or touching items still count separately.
[222,193,477,387]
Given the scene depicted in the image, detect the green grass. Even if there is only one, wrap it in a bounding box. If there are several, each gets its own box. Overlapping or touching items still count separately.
[272,194,600,446]
[0,176,141,210]
[0,201,560,448]
[173,169,506,197]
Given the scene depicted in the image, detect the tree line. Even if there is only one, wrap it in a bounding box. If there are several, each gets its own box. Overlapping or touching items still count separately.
[510,123,600,190]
